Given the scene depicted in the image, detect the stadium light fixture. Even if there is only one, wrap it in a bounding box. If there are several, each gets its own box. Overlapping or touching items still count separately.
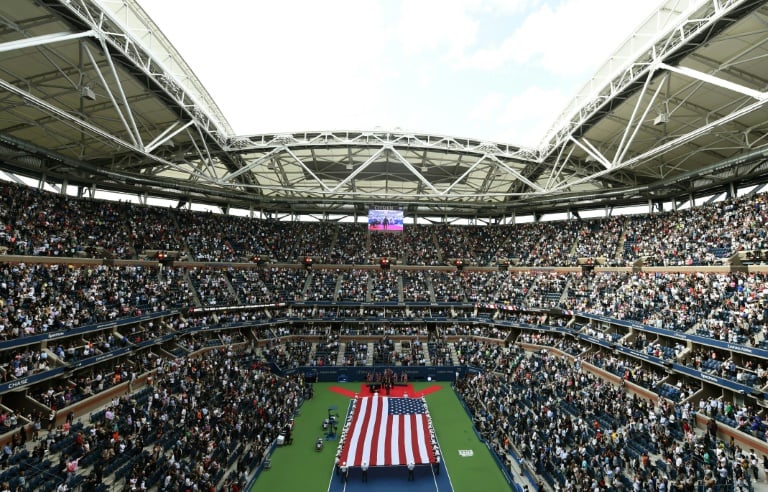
[80,86,96,101]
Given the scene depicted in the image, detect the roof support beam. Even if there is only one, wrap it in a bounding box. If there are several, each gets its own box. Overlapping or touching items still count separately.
[82,43,141,148]
[540,0,758,161]
[388,146,441,194]
[0,30,95,54]
[221,146,285,182]
[94,38,144,149]
[0,170,27,186]
[0,78,213,183]
[190,123,219,180]
[549,96,768,194]
[545,145,574,191]
[65,0,230,138]
[330,146,388,193]
[568,136,612,170]
[443,155,488,194]
[145,121,194,153]
[282,146,332,192]
[614,71,666,165]
[486,154,545,193]
[659,62,768,101]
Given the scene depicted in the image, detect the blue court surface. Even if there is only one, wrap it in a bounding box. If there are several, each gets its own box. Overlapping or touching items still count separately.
[327,461,454,492]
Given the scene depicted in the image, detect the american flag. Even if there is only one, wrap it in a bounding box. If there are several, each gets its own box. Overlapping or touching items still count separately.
[339,396,435,467]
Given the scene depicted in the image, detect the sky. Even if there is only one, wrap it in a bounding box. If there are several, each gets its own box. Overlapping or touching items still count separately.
[135,0,664,148]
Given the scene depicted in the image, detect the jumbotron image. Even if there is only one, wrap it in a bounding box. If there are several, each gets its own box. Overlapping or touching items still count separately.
[1,1,768,491]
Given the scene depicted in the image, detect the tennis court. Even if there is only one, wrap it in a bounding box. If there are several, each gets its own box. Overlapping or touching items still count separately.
[251,381,511,492]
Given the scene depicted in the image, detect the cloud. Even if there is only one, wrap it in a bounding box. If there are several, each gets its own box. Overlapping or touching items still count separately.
[491,86,572,147]
[394,0,535,60]
[457,0,662,76]
[395,0,480,57]
[138,0,395,134]
[134,0,665,144]
[468,92,506,122]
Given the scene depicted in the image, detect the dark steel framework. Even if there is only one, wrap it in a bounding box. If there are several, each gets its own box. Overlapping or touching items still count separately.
[1,0,768,220]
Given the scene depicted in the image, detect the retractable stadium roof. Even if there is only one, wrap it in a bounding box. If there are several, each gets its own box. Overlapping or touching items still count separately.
[1,0,768,219]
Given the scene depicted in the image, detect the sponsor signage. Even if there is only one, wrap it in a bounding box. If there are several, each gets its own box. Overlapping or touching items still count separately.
[71,347,131,369]
[577,313,768,359]
[137,333,177,348]
[671,362,758,394]
[613,345,665,366]
[579,334,612,349]
[0,311,177,352]
[0,367,65,393]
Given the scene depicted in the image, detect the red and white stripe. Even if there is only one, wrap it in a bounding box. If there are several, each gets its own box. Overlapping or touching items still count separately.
[338,396,434,467]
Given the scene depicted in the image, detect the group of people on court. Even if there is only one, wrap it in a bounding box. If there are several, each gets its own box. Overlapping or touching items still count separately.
[335,458,439,483]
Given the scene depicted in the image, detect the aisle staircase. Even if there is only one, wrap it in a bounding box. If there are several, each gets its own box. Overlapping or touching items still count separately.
[336,342,347,365]
[366,343,374,365]
[449,343,460,365]
[393,341,403,366]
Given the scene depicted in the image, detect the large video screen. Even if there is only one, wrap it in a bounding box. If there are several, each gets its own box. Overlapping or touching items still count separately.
[367,209,404,232]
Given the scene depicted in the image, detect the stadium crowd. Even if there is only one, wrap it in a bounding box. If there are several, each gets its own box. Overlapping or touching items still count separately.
[3,181,768,267]
[0,345,306,491]
[3,181,768,491]
[456,347,767,492]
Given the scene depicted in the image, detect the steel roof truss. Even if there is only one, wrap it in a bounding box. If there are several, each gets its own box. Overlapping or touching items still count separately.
[1,77,131,150]
[3,105,70,149]
[272,156,291,191]
[0,29,95,54]
[486,154,544,193]
[745,123,768,148]
[145,120,192,153]
[659,62,767,100]
[541,0,748,160]
[571,136,612,170]
[330,146,387,193]
[3,78,215,184]
[190,123,219,181]
[226,131,535,163]
[477,162,500,198]
[387,146,440,195]
[740,159,767,177]
[82,42,140,147]
[615,70,666,165]
[550,96,768,194]
[221,146,285,182]
[67,0,227,142]
[657,88,750,150]
[545,145,575,191]
[282,146,332,192]
[1,171,26,186]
